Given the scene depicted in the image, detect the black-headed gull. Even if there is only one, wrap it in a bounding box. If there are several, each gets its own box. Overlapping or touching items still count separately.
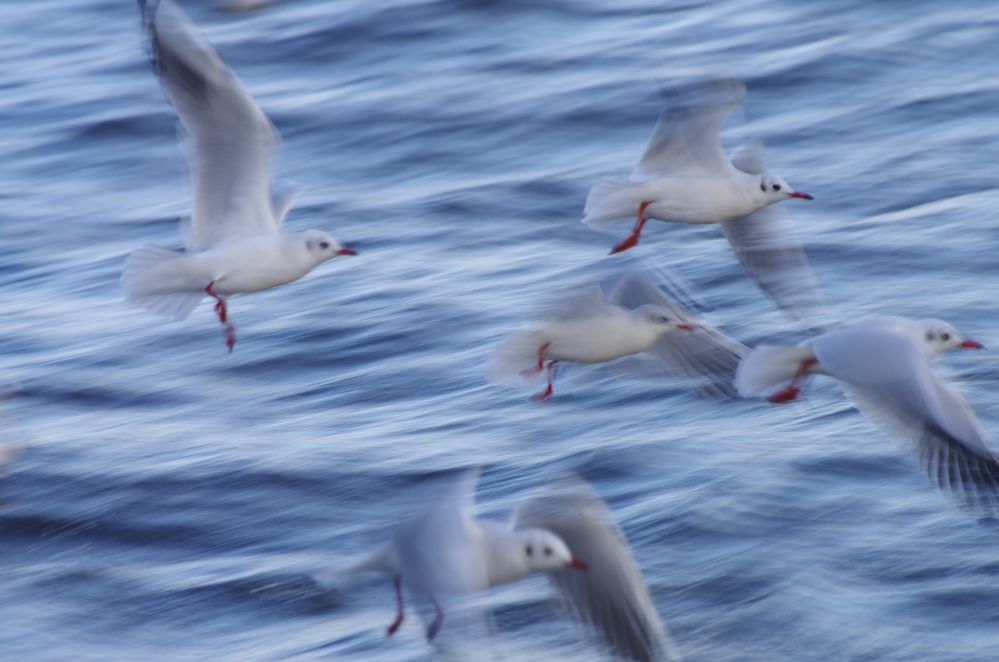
[583,79,821,321]
[122,0,355,351]
[328,470,676,659]
[329,470,586,643]
[490,272,746,400]
[736,317,999,518]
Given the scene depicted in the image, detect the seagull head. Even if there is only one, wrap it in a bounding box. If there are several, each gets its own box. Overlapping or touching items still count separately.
[302,229,357,263]
[516,528,586,573]
[758,174,813,203]
[634,305,697,333]
[917,319,985,357]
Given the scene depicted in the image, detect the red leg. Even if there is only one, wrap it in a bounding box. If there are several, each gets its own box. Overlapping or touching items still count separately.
[519,341,552,378]
[610,200,653,254]
[206,281,238,352]
[386,576,405,636]
[205,281,227,324]
[532,360,558,401]
[425,594,444,641]
[767,358,818,404]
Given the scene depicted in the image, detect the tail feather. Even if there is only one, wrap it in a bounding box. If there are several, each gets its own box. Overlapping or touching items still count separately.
[489,329,551,385]
[314,544,395,588]
[582,178,651,226]
[121,243,208,320]
[736,344,814,398]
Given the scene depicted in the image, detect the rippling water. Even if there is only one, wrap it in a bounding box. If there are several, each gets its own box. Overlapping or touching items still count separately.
[3,0,999,659]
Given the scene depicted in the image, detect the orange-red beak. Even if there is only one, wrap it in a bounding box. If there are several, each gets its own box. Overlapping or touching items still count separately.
[789,191,814,200]
[337,247,357,256]
[565,557,588,571]
[960,339,985,349]
[676,323,696,331]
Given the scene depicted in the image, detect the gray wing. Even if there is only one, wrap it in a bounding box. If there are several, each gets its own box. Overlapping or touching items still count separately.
[631,79,745,180]
[394,468,486,596]
[840,363,999,522]
[604,272,747,397]
[516,479,679,662]
[391,469,491,648]
[141,0,279,251]
[720,205,825,324]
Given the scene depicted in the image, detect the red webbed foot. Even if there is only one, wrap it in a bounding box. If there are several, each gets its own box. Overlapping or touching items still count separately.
[767,386,801,404]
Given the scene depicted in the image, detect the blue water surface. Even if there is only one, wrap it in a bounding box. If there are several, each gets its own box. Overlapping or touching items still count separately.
[3,0,999,659]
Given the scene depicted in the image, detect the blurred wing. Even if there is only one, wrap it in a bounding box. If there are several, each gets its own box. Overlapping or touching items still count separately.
[605,272,747,397]
[839,362,999,521]
[142,0,279,251]
[270,177,299,225]
[394,469,488,598]
[515,480,678,662]
[730,139,767,175]
[632,79,745,180]
[720,205,825,324]
[553,286,626,322]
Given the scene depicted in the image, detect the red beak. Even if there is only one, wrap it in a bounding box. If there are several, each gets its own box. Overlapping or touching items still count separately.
[960,339,985,349]
[336,248,357,256]
[676,323,696,331]
[789,191,814,200]
[565,557,588,571]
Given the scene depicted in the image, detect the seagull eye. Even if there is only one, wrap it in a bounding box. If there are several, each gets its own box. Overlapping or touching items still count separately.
[941,332,951,342]
[525,545,533,556]
[926,331,936,342]
[760,181,766,192]
[318,241,330,250]
[772,184,781,191]
[543,547,552,556]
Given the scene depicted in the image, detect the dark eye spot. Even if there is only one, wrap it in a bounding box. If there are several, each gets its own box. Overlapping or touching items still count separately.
[772,184,781,191]
[525,545,533,556]
[926,331,936,342]
[543,547,552,556]
[941,332,951,341]
[318,241,330,250]
[760,181,766,192]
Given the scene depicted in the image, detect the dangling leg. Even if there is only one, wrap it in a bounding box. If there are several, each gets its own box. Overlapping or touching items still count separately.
[532,360,559,401]
[386,576,405,636]
[768,358,818,404]
[205,281,237,352]
[425,593,445,641]
[519,341,552,378]
[609,201,653,254]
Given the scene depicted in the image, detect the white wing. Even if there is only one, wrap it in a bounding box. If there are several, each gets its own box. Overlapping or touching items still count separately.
[393,469,490,642]
[720,205,825,324]
[604,272,747,397]
[515,479,678,662]
[142,0,280,251]
[553,286,628,322]
[631,79,745,180]
[815,328,999,520]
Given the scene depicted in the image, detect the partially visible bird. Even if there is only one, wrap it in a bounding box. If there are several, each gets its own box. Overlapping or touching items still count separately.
[737,316,999,520]
[516,476,681,661]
